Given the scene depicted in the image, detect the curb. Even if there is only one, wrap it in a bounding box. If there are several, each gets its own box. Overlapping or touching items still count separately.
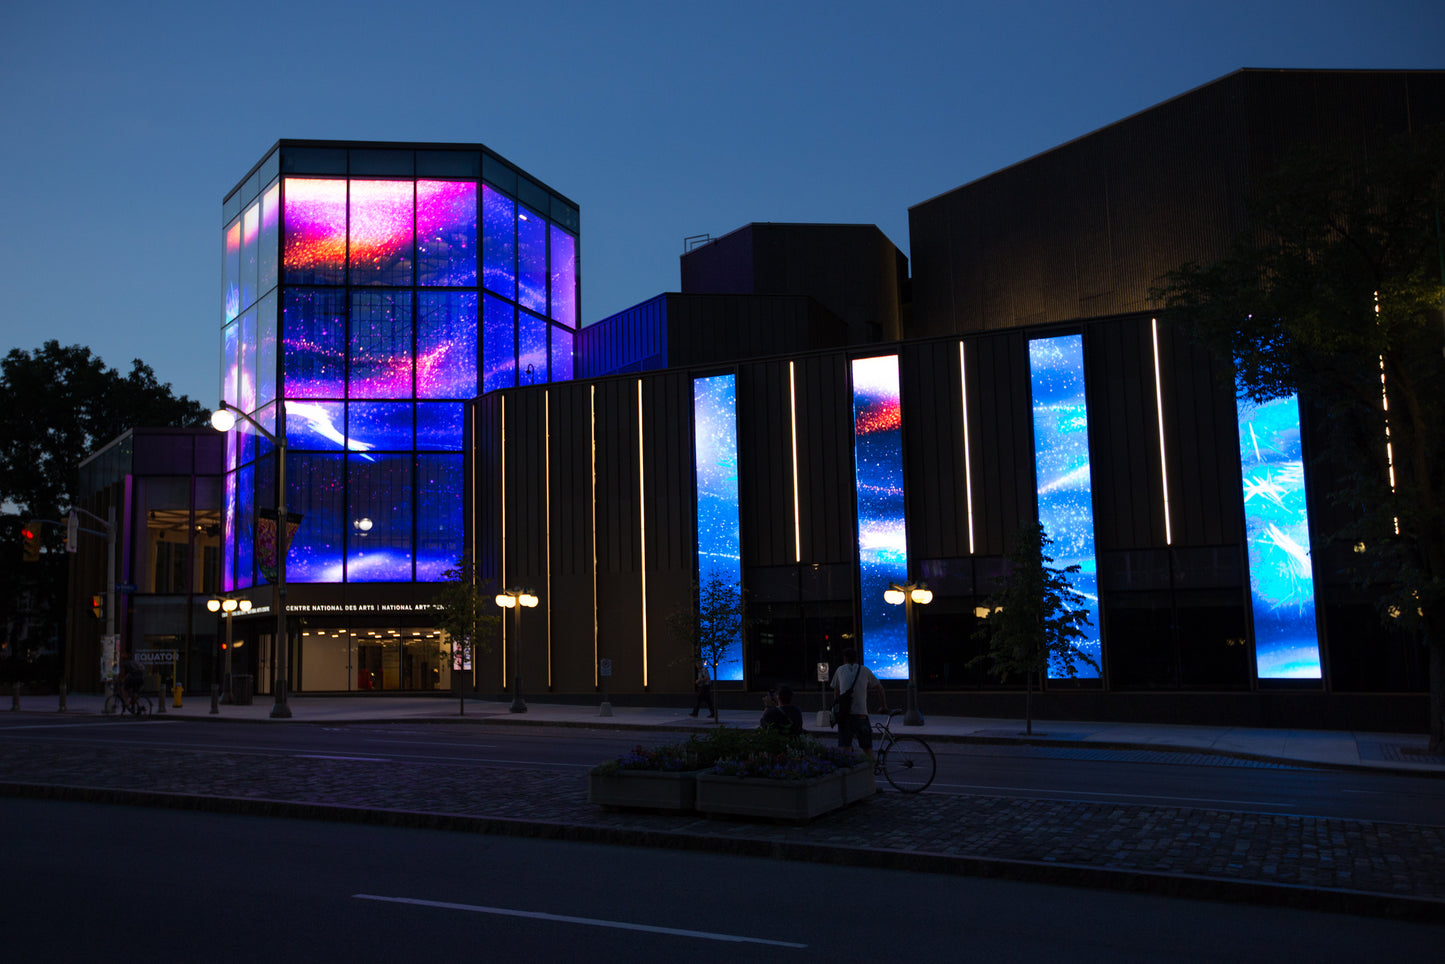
[3,780,1442,923]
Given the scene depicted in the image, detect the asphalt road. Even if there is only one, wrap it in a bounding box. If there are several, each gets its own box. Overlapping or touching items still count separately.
[2,715,1442,825]
[4,798,1442,962]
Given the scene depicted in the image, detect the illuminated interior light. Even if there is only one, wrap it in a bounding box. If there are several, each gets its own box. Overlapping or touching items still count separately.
[958,342,975,554]
[590,385,599,688]
[789,361,802,562]
[638,379,648,687]
[1151,319,1173,545]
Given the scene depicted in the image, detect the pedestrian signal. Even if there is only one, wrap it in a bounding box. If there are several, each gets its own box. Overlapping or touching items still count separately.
[21,520,41,562]
[91,594,104,620]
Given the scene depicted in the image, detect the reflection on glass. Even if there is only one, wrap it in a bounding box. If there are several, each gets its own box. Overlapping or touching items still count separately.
[518,311,547,386]
[551,326,574,383]
[693,374,743,680]
[286,454,345,583]
[241,199,261,311]
[347,455,413,582]
[282,289,347,398]
[1028,334,1101,678]
[517,206,547,314]
[1237,391,1322,678]
[259,180,280,294]
[549,225,576,327]
[417,454,463,581]
[852,355,908,679]
[239,310,257,414]
[256,293,277,408]
[349,290,413,399]
[482,294,515,392]
[223,218,241,321]
[283,178,347,285]
[417,180,477,287]
[417,291,478,398]
[482,185,515,299]
[349,179,415,286]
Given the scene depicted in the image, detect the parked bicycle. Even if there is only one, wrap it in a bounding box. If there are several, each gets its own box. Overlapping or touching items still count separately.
[872,709,936,792]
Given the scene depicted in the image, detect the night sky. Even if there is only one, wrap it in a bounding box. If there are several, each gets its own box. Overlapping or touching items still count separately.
[1,0,1439,405]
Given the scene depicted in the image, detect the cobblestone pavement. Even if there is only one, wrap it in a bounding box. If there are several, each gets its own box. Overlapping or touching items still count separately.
[2,738,1442,921]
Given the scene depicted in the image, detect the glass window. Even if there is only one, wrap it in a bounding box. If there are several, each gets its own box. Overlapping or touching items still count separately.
[221,320,239,409]
[241,198,261,311]
[416,454,462,581]
[236,464,254,590]
[518,310,547,385]
[223,471,236,592]
[287,453,345,583]
[416,402,464,451]
[239,309,257,414]
[349,179,415,286]
[482,294,515,393]
[282,289,347,398]
[283,178,348,285]
[259,179,280,295]
[223,217,241,321]
[349,401,413,451]
[482,185,516,299]
[517,205,547,314]
[417,180,477,287]
[416,291,478,398]
[549,224,576,327]
[347,454,413,582]
[551,326,573,383]
[349,290,413,399]
[256,292,277,408]
[284,400,346,451]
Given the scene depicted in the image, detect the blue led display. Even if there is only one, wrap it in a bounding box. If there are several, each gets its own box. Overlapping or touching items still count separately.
[416,454,463,582]
[286,454,345,583]
[551,327,574,383]
[223,471,236,591]
[239,309,256,414]
[517,206,547,315]
[416,291,478,399]
[284,401,347,451]
[693,374,744,680]
[1028,334,1101,678]
[348,291,413,399]
[257,293,277,409]
[518,310,548,386]
[482,185,516,300]
[416,402,464,451]
[347,455,413,582]
[851,355,909,679]
[236,463,255,590]
[349,402,413,451]
[282,289,347,398]
[482,294,515,393]
[1237,391,1322,678]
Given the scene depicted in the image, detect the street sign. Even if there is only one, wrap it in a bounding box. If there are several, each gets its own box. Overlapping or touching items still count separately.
[66,510,79,553]
[817,662,830,682]
[599,658,612,677]
[135,650,178,664]
[114,582,137,594]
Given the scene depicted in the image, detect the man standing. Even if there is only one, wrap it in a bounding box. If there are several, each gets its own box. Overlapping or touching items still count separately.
[689,659,716,719]
[832,649,885,753]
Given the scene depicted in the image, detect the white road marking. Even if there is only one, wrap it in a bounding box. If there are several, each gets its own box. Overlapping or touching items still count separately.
[352,894,807,948]
[293,754,390,762]
[935,782,1299,809]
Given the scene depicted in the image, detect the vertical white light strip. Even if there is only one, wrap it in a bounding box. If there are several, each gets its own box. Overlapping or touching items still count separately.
[789,361,802,562]
[500,394,507,681]
[589,385,599,687]
[1376,294,1400,535]
[637,379,648,687]
[544,389,553,689]
[958,341,975,554]
[1150,319,1173,545]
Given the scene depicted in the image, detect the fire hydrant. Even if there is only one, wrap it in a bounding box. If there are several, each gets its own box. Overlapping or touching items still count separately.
[173,684,183,708]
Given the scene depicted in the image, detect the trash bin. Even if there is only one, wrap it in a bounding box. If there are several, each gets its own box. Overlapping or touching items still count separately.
[233,674,254,705]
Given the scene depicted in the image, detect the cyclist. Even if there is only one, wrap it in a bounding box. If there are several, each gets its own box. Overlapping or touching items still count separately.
[119,656,145,712]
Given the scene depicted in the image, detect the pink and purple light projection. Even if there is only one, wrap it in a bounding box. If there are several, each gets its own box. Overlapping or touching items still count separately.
[852,355,910,679]
[417,180,476,287]
[283,178,347,285]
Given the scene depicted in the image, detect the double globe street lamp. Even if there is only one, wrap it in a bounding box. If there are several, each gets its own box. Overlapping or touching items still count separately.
[495,588,539,713]
[206,594,251,705]
[884,581,933,726]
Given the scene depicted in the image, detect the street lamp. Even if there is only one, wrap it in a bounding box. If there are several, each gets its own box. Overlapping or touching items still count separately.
[495,587,539,713]
[211,401,293,719]
[206,594,252,704]
[885,580,932,726]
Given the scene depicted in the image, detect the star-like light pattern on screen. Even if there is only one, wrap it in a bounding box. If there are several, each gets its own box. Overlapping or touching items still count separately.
[349,180,415,286]
[283,178,347,283]
[1237,391,1322,679]
[852,355,909,679]
[549,225,577,328]
[693,374,744,680]
[1028,335,1101,678]
[417,180,477,287]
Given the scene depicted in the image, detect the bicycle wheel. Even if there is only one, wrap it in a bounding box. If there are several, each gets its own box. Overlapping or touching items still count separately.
[880,736,936,793]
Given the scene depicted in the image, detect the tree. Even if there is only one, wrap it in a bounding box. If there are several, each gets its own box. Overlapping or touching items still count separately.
[1151,127,1445,749]
[666,571,744,683]
[432,558,502,688]
[970,521,1096,735]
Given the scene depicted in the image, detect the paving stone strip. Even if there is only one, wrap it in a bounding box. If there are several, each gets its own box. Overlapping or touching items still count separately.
[2,741,1442,920]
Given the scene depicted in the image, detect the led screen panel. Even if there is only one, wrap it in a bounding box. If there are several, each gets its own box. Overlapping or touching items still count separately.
[347,455,413,582]
[518,310,547,386]
[256,293,277,409]
[284,401,347,451]
[551,326,574,383]
[417,180,477,287]
[1028,334,1101,678]
[241,199,261,311]
[693,374,743,680]
[239,310,257,415]
[349,179,414,286]
[549,225,577,328]
[481,185,516,300]
[236,463,254,590]
[349,401,413,451]
[283,178,347,285]
[349,291,413,399]
[222,320,239,410]
[482,294,515,392]
[259,180,280,295]
[286,454,344,583]
[416,292,478,398]
[223,471,236,591]
[1237,391,1322,678]
[223,217,241,321]
[852,355,908,679]
[416,454,463,581]
[282,289,347,398]
[517,206,547,314]
[416,402,464,451]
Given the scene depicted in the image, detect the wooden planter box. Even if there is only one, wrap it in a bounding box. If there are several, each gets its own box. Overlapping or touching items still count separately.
[588,769,699,812]
[695,764,875,821]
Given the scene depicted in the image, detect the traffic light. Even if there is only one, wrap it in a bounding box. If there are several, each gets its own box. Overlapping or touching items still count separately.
[91,594,104,620]
[21,520,41,562]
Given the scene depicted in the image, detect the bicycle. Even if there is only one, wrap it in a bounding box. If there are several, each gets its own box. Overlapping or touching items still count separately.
[872,709,936,792]
[103,681,153,718]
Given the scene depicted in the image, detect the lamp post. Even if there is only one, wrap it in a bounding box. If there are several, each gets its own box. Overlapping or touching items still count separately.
[884,581,932,726]
[206,594,252,703]
[495,587,538,713]
[211,401,293,719]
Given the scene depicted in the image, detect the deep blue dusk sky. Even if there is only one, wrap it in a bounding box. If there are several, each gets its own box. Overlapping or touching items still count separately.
[1,0,1439,407]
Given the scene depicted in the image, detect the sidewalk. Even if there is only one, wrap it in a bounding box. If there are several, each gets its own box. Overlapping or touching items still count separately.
[6,690,1445,921]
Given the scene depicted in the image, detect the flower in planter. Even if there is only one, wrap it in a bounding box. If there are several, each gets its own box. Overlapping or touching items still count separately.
[592,743,697,775]
[710,738,863,781]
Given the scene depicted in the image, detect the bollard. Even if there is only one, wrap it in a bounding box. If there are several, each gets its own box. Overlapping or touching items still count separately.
[210,684,219,715]
[173,684,183,709]
[11,681,19,711]
[58,683,66,713]
[459,695,465,716]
